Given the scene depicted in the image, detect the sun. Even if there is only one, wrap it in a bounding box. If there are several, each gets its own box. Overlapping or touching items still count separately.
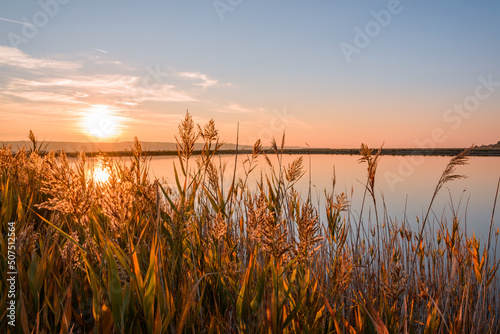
[82,105,121,139]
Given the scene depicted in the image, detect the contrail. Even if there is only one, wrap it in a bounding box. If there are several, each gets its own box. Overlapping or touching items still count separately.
[0,16,35,27]
[93,48,109,54]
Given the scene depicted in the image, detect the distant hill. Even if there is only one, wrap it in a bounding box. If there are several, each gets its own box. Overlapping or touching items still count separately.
[1,141,254,153]
[479,141,500,148]
[3,140,500,157]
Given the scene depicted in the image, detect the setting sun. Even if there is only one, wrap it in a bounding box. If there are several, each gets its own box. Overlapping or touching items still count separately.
[2,1,500,332]
[81,105,121,139]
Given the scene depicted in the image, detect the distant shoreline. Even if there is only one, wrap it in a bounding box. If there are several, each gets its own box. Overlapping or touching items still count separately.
[4,140,499,157]
[34,147,500,157]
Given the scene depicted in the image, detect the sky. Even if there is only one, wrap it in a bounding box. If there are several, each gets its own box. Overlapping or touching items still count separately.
[0,0,499,148]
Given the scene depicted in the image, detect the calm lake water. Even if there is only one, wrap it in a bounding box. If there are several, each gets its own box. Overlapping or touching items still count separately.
[94,154,500,242]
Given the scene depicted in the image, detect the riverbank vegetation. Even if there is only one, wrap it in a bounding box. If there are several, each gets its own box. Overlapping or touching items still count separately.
[1,114,499,333]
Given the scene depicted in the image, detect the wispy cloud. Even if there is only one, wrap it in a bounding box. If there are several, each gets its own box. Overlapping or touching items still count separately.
[0,47,243,141]
[0,46,81,71]
[132,84,196,103]
[4,90,86,104]
[176,71,220,88]
[214,103,251,114]
[0,46,198,105]
[0,17,34,27]
[4,75,195,106]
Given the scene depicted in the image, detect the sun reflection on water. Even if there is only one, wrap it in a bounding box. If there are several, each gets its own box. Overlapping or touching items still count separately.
[91,159,111,184]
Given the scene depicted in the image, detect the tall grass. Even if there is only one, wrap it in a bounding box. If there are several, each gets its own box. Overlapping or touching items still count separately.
[1,117,500,333]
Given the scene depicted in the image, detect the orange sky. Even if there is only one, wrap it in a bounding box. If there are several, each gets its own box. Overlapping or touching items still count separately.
[1,2,499,148]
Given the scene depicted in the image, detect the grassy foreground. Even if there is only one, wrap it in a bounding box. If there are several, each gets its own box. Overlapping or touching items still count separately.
[1,114,500,333]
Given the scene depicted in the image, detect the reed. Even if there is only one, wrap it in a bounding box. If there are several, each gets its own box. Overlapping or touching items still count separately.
[1,114,499,333]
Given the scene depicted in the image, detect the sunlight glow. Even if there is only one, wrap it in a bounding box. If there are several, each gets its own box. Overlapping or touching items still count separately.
[92,160,111,184]
[82,105,121,139]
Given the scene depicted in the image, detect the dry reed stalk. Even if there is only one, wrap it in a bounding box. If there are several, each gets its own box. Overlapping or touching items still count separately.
[295,200,323,262]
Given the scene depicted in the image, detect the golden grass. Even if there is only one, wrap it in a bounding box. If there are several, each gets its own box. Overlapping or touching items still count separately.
[1,114,499,333]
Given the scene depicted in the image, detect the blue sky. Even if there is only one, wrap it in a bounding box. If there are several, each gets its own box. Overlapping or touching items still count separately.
[1,0,499,148]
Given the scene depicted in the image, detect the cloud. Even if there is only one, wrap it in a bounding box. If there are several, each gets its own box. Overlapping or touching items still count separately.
[0,47,251,142]
[0,48,208,106]
[132,84,196,103]
[0,48,228,105]
[214,103,251,114]
[176,71,220,88]
[0,47,247,142]
[4,90,85,104]
[0,46,81,71]
[7,76,137,92]
[4,74,195,106]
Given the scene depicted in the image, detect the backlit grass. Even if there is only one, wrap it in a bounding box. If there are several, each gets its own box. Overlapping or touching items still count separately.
[1,115,499,333]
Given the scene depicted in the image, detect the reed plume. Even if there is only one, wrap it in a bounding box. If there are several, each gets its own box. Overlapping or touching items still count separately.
[175,111,199,162]
[295,200,322,261]
[2,125,498,333]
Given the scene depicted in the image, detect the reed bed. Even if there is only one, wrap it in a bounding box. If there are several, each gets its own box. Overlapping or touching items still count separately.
[1,117,499,333]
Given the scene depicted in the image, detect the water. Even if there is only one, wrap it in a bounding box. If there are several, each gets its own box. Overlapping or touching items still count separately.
[93,154,500,242]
